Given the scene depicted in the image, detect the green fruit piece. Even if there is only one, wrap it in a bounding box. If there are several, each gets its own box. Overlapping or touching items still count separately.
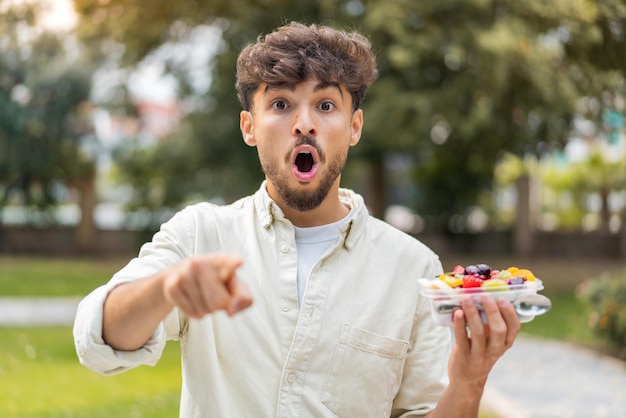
[480,278,509,291]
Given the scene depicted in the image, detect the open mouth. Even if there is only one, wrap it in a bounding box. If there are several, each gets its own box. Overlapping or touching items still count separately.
[291,145,319,181]
[295,151,314,173]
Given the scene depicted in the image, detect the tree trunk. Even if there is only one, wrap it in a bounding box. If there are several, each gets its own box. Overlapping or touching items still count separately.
[599,185,611,234]
[619,201,626,260]
[74,175,97,253]
[514,174,538,257]
[365,156,387,220]
[0,208,4,252]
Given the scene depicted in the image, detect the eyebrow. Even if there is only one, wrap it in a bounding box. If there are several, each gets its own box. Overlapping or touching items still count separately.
[263,81,344,98]
[315,81,343,97]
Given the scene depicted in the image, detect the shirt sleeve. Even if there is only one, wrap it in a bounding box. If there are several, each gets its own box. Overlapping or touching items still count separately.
[72,281,175,375]
[73,207,195,375]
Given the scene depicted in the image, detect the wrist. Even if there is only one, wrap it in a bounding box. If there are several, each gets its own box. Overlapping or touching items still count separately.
[447,377,486,401]
[427,379,485,418]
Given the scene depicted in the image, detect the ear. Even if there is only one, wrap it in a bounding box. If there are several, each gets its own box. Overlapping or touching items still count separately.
[240,111,256,146]
[349,109,363,146]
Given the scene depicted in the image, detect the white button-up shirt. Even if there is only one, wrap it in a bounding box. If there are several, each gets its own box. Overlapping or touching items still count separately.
[73,183,451,417]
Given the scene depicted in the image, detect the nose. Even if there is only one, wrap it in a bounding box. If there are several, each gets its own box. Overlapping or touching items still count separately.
[292,107,316,137]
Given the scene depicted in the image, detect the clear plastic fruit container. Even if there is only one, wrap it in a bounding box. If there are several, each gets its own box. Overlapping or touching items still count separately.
[417,278,546,326]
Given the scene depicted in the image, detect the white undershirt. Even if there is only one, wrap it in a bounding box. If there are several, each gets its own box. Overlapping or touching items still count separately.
[293,215,350,305]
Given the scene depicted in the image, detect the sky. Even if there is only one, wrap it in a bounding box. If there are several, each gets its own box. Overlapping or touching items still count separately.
[4,0,78,31]
[9,0,188,105]
[4,0,222,109]
[39,0,77,31]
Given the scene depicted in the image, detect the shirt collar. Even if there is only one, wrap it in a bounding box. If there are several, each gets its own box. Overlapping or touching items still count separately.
[253,181,281,228]
[252,181,368,249]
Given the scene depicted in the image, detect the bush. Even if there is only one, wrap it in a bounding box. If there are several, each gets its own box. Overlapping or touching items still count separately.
[577,270,626,357]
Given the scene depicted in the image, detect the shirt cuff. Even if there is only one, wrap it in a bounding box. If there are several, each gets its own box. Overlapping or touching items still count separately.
[72,282,167,376]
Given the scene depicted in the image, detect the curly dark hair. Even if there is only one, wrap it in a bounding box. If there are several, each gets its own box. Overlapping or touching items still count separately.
[236,22,378,112]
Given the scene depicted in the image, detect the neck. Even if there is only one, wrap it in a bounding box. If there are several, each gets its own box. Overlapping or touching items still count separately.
[283,198,350,227]
[268,182,349,227]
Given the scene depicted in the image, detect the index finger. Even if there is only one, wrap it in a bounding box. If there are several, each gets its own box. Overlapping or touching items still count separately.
[496,297,521,348]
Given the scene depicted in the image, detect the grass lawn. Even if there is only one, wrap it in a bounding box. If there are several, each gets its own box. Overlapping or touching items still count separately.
[0,256,180,417]
[0,256,127,297]
[0,327,181,418]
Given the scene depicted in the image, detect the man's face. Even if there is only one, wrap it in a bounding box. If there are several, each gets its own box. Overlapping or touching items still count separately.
[240,79,363,212]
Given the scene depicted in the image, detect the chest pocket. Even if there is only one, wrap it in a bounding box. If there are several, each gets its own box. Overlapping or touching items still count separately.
[322,324,409,417]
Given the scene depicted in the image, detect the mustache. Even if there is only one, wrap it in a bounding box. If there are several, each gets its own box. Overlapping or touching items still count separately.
[292,136,325,162]
[295,136,317,148]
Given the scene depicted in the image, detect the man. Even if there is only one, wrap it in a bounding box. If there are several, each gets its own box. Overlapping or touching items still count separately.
[74,22,520,417]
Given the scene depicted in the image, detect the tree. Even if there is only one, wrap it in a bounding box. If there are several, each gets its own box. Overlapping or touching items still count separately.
[0,1,96,250]
[561,0,626,254]
[72,0,598,230]
[354,0,595,228]
[75,0,364,209]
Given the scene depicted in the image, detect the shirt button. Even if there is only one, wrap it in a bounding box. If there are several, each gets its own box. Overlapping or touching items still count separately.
[281,303,290,312]
[280,245,289,253]
[287,373,296,384]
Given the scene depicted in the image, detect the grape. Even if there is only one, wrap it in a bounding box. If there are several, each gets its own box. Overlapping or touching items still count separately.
[476,263,491,276]
[464,265,479,275]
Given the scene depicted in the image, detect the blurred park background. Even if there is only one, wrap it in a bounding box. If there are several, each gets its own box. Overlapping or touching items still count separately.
[1,0,626,417]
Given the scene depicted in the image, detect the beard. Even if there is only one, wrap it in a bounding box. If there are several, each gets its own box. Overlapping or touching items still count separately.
[260,138,348,212]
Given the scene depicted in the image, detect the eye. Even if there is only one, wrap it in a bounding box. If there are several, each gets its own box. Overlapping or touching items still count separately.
[319,101,335,112]
[271,100,288,110]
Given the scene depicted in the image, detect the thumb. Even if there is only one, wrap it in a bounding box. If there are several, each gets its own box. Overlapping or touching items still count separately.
[209,254,242,282]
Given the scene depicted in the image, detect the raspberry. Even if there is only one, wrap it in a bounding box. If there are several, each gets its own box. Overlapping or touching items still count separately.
[452,265,465,274]
[463,275,484,288]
